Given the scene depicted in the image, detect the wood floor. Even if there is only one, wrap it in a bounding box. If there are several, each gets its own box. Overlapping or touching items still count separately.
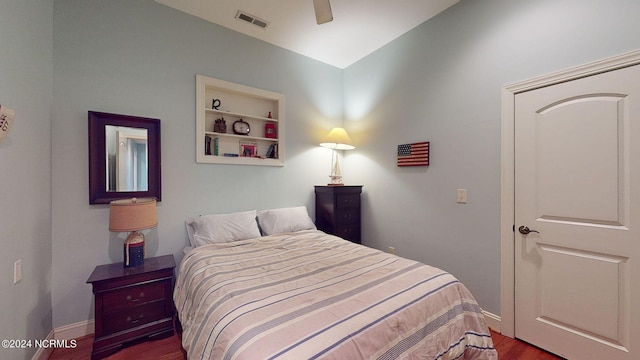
[47,332,185,360]
[490,331,564,360]
[48,329,563,360]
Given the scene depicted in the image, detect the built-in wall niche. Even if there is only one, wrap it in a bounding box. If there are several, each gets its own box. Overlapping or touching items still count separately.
[195,74,285,166]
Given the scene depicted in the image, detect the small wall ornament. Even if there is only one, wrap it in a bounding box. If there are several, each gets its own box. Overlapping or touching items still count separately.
[0,104,16,141]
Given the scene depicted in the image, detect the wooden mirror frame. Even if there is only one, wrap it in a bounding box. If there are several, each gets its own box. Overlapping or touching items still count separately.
[88,111,162,204]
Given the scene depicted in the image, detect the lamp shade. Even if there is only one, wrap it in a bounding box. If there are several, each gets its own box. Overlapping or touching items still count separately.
[109,198,157,232]
[319,127,355,150]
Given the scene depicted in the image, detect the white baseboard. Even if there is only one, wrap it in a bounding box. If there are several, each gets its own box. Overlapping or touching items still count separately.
[53,319,95,340]
[482,310,501,333]
[31,329,55,360]
[31,321,95,360]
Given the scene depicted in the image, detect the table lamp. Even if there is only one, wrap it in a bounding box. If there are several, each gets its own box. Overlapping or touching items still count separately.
[319,127,355,185]
[109,198,157,267]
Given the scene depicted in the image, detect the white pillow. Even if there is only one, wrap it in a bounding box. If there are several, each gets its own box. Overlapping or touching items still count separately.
[185,210,261,247]
[257,206,316,235]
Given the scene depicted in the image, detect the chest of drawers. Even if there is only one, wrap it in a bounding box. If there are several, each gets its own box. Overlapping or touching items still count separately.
[314,185,363,243]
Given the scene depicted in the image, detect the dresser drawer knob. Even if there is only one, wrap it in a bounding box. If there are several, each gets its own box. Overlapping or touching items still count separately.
[126,313,144,324]
[126,292,145,302]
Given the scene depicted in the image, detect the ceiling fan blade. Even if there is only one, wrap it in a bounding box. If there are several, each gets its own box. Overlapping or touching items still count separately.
[313,0,333,24]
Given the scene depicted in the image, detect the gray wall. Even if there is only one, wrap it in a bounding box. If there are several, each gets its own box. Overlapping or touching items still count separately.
[343,0,640,315]
[51,0,343,328]
[0,0,53,359]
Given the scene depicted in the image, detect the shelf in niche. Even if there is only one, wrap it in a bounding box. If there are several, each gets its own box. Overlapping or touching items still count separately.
[204,131,278,142]
[200,154,282,166]
[205,108,279,123]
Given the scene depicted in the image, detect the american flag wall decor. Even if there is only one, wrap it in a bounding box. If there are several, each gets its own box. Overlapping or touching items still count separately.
[397,142,430,167]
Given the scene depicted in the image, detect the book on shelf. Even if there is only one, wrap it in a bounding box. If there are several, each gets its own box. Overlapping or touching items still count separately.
[265,143,278,159]
[205,136,220,156]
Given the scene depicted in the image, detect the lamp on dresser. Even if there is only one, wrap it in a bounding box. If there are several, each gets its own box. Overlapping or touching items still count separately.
[319,127,355,185]
[109,197,157,267]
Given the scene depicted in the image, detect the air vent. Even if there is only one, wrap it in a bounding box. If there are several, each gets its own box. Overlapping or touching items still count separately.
[235,10,269,29]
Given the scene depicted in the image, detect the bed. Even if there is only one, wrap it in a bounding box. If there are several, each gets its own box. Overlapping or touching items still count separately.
[175,207,497,360]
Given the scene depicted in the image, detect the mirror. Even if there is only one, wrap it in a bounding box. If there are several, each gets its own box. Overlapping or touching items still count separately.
[105,125,148,192]
[89,111,161,204]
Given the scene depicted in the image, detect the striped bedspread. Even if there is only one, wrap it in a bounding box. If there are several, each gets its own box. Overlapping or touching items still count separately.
[174,230,497,360]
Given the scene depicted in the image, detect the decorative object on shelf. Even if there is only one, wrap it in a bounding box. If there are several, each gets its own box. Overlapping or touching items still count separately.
[233,119,250,135]
[240,141,258,157]
[264,111,276,138]
[212,98,221,110]
[109,197,158,267]
[0,104,16,141]
[319,127,355,186]
[397,141,430,167]
[214,117,226,133]
[265,123,276,138]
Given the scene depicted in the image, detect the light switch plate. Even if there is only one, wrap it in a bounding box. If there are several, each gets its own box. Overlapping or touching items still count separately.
[14,259,22,284]
[457,189,467,203]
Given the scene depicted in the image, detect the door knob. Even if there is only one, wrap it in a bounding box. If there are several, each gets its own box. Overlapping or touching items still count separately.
[518,226,539,235]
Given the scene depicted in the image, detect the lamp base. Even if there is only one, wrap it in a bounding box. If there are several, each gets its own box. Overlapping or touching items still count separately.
[123,231,145,268]
[328,174,344,186]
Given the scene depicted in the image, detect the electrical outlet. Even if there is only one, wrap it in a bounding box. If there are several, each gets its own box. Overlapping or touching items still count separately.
[388,246,395,255]
[14,259,22,284]
[457,189,468,203]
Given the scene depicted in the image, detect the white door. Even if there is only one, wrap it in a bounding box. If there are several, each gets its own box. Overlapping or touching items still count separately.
[514,64,640,359]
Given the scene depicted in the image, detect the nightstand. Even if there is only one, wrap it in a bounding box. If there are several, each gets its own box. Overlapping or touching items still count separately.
[314,185,363,244]
[86,255,176,360]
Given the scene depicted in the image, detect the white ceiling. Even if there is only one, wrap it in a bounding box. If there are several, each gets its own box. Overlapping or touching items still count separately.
[155,0,459,69]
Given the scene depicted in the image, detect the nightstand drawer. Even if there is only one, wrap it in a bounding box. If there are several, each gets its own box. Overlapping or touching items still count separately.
[102,300,167,334]
[103,281,166,313]
[336,194,360,209]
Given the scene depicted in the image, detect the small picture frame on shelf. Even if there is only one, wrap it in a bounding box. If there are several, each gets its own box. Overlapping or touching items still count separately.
[265,123,276,138]
[240,141,258,157]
